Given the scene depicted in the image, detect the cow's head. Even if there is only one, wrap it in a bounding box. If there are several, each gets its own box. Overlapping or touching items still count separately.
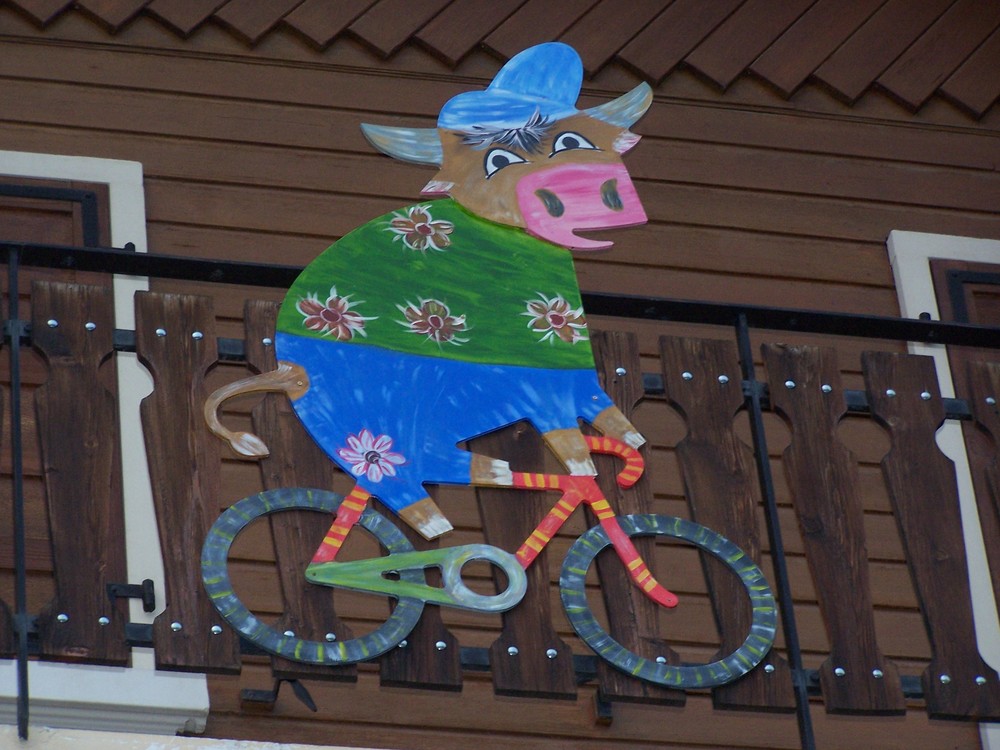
[362,43,650,251]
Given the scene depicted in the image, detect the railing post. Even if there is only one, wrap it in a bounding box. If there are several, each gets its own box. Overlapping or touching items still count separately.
[735,313,815,750]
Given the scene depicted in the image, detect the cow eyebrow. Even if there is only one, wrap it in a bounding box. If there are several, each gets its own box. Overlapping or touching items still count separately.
[460,110,552,154]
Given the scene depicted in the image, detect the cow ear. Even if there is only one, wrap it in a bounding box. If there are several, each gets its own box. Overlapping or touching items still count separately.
[583,82,652,128]
[361,123,443,166]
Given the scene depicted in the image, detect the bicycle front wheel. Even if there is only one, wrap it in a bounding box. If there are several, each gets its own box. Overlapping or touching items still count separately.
[202,487,425,664]
[559,514,777,689]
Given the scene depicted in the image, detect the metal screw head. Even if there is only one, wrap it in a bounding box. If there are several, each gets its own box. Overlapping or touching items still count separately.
[834,667,846,677]
[191,331,203,340]
[398,640,408,648]
[718,375,730,384]
[987,397,997,406]
[435,641,447,651]
[872,669,884,679]
[764,664,775,674]
[939,674,951,684]
[325,632,337,642]
[283,630,295,638]
[655,656,667,665]
[262,337,273,346]
[155,328,167,337]
[885,389,896,397]
[56,613,69,623]
[85,322,97,331]
[545,648,558,659]
[821,384,833,394]
[507,646,519,656]
[921,391,932,400]
[615,367,627,376]
[784,380,796,389]
[170,621,183,632]
[682,371,694,381]
[47,319,59,328]
[211,625,223,635]
[98,616,110,626]
[977,676,988,686]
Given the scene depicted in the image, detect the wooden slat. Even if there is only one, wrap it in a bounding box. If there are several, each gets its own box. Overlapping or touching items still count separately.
[136,291,241,673]
[75,0,152,30]
[281,0,379,48]
[483,0,598,62]
[146,0,235,37]
[588,331,684,706]
[661,336,795,711]
[863,351,1000,720]
[347,0,453,58]
[877,0,1000,111]
[413,0,526,67]
[617,0,743,84]
[939,27,1000,118]
[762,343,903,714]
[213,0,302,45]
[683,0,813,89]
[747,0,885,97]
[31,281,129,665]
[812,0,953,102]
[966,360,1000,623]
[242,300,357,683]
[472,424,576,699]
[9,0,73,25]
[557,0,668,76]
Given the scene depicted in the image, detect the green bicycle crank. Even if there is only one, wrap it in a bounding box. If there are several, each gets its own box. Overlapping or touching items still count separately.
[305,543,528,613]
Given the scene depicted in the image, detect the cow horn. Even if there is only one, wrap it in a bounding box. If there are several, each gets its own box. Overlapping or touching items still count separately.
[583,82,653,128]
[361,123,443,166]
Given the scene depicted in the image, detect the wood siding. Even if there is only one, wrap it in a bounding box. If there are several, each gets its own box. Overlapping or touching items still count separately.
[1,8,999,750]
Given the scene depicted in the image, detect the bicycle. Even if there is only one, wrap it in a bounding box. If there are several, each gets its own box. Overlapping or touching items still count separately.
[201,434,778,689]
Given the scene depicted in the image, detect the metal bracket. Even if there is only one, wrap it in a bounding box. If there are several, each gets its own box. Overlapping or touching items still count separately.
[107,579,156,612]
[241,679,317,713]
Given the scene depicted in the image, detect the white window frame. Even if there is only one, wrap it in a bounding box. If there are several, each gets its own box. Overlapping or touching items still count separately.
[0,150,208,734]
[888,230,1000,749]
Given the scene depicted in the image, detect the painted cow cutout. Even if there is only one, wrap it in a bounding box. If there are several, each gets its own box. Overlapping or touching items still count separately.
[206,43,652,539]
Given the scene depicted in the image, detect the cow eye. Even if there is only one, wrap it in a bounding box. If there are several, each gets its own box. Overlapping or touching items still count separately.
[483,148,527,178]
[550,131,599,156]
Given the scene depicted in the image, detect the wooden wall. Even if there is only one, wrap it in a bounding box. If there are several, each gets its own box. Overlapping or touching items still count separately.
[1,7,999,750]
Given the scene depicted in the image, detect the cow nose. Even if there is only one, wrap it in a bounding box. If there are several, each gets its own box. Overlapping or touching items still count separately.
[534,188,565,218]
[601,179,623,211]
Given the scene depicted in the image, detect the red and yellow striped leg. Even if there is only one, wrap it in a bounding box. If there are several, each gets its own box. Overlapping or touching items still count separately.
[585,487,678,608]
[510,472,582,568]
[311,486,371,564]
[584,435,644,487]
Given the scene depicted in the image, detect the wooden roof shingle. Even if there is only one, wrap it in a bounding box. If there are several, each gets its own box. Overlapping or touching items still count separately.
[3,0,998,118]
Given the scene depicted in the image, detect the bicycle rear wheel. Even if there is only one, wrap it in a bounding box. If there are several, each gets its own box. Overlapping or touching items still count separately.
[202,487,424,664]
[560,514,777,688]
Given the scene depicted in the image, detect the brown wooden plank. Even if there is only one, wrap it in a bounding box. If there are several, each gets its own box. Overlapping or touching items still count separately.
[876,0,1000,111]
[146,0,231,37]
[31,281,129,665]
[617,0,743,84]
[8,0,73,24]
[557,0,668,76]
[483,0,598,62]
[683,0,813,89]
[762,343,903,714]
[747,0,885,97]
[472,424,576,699]
[136,291,241,673]
[347,0,453,57]
[213,0,302,45]
[966,360,1000,625]
[282,0,378,48]
[863,351,1000,720]
[413,0,526,67]
[661,336,795,711]
[587,331,684,706]
[813,0,952,102]
[940,26,1000,118]
[242,300,357,683]
[75,0,151,30]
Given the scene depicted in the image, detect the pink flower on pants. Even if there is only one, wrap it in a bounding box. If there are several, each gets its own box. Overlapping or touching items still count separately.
[337,429,406,483]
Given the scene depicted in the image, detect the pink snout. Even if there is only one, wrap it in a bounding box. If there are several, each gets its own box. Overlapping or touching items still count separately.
[515,163,647,250]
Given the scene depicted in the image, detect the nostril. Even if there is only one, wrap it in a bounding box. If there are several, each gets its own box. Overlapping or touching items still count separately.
[534,188,565,217]
[601,179,623,211]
